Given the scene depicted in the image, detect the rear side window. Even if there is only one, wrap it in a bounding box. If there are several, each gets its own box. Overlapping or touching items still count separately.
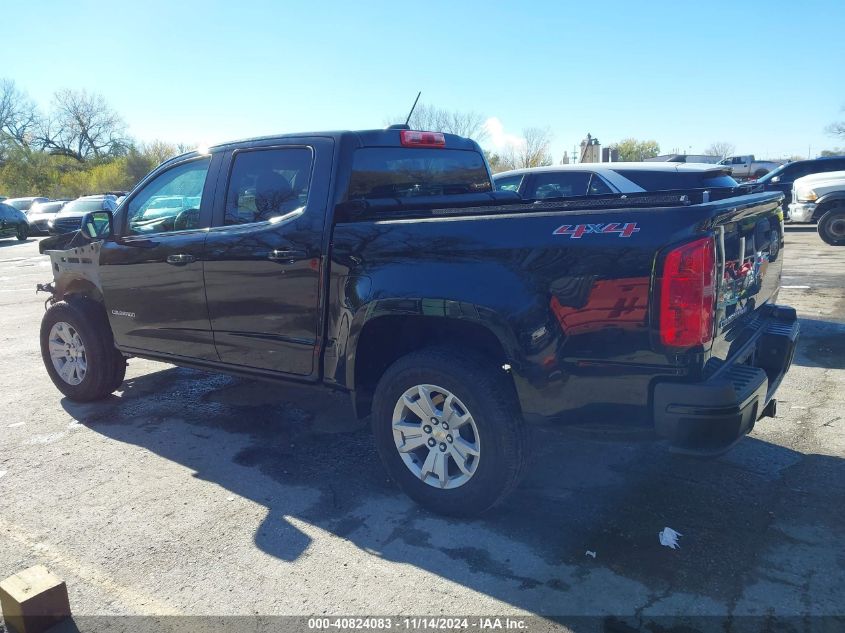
[527,172,590,199]
[225,148,313,225]
[494,174,523,192]
[347,148,491,200]
[614,170,737,190]
[588,174,614,195]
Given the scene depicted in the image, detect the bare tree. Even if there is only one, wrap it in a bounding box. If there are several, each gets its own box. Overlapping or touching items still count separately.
[37,89,130,161]
[704,141,736,159]
[388,103,489,143]
[827,112,845,139]
[500,127,553,170]
[0,79,40,148]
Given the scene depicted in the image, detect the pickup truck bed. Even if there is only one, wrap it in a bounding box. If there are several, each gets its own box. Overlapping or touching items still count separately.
[37,128,798,515]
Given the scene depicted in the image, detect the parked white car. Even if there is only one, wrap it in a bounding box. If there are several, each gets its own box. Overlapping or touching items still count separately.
[790,170,845,245]
[493,162,738,199]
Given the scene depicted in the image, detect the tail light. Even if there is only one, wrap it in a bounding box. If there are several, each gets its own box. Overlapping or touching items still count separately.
[400,130,446,148]
[659,237,716,349]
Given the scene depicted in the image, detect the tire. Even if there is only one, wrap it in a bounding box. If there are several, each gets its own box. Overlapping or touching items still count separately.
[817,206,845,246]
[40,299,124,401]
[107,349,128,392]
[16,223,28,241]
[371,347,527,517]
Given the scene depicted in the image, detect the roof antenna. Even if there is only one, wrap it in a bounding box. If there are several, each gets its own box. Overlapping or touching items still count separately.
[404,91,421,126]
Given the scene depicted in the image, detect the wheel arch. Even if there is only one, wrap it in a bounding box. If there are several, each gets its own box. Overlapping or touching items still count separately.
[345,304,520,420]
[58,277,105,305]
[813,193,845,219]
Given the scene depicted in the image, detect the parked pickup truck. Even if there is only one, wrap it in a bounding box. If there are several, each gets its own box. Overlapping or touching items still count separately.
[789,170,845,245]
[719,155,782,180]
[36,127,799,516]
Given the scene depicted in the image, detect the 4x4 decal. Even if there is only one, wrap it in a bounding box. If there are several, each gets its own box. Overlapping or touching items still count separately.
[553,222,641,238]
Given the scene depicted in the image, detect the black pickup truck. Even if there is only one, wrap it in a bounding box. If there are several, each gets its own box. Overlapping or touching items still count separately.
[37,127,799,516]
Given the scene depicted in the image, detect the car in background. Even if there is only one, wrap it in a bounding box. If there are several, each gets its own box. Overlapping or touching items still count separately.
[49,195,118,234]
[0,202,30,241]
[718,155,782,180]
[752,156,845,218]
[493,162,739,199]
[788,171,845,245]
[4,196,49,214]
[27,200,69,235]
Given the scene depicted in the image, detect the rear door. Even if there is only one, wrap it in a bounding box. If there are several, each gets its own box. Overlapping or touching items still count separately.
[203,138,333,377]
[99,154,221,359]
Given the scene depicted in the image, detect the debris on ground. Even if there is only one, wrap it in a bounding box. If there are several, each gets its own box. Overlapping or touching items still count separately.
[658,527,683,549]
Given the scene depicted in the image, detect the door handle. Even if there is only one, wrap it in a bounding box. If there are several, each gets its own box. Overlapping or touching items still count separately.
[268,249,307,262]
[166,254,196,265]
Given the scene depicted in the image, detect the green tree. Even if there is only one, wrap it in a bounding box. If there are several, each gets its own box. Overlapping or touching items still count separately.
[609,138,660,162]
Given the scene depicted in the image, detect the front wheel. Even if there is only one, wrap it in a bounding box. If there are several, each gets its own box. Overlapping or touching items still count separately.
[371,348,527,516]
[16,223,28,241]
[40,300,125,401]
[818,206,845,246]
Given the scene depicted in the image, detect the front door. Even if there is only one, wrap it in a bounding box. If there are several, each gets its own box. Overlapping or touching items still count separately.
[203,139,332,377]
[99,154,220,360]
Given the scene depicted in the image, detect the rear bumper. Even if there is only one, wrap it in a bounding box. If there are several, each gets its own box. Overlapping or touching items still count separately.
[653,305,799,456]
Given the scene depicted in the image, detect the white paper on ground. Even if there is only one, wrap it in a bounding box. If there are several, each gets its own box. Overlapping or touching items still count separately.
[659,527,683,549]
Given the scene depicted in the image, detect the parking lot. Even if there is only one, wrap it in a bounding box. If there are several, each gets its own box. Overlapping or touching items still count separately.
[1,228,843,629]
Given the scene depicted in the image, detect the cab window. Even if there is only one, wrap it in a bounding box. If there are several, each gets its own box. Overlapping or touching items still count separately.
[126,158,211,235]
[225,148,313,225]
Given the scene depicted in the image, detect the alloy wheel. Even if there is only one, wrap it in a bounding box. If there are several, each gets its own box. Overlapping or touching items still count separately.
[48,322,87,385]
[392,384,481,489]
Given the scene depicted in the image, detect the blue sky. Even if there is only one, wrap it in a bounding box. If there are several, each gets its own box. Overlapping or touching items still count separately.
[7,0,845,160]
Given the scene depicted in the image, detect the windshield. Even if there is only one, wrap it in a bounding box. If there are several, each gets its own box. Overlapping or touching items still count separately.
[30,201,64,214]
[756,163,786,183]
[63,198,106,213]
[347,148,492,200]
[7,199,35,210]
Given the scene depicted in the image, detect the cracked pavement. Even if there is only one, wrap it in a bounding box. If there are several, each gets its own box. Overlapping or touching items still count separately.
[0,227,843,631]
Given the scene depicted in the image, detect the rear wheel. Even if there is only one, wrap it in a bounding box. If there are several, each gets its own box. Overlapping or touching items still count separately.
[818,206,845,246]
[371,348,527,516]
[40,299,125,401]
[16,223,28,241]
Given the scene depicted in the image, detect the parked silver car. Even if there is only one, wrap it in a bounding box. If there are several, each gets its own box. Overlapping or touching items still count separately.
[27,200,69,235]
[49,195,118,234]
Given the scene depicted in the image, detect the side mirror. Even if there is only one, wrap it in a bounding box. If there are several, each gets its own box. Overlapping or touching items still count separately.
[770,176,780,183]
[80,210,113,240]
